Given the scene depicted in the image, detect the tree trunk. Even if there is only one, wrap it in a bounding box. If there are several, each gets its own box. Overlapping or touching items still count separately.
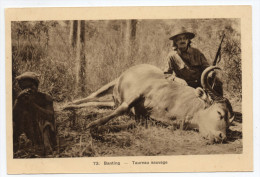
[130,20,137,41]
[75,20,87,96]
[124,20,131,60]
[70,20,78,47]
[124,20,137,65]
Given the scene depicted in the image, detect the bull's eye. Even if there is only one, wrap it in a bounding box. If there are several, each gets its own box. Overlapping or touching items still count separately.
[217,111,224,120]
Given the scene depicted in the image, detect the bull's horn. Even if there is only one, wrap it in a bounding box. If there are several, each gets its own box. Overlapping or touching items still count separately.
[201,66,221,97]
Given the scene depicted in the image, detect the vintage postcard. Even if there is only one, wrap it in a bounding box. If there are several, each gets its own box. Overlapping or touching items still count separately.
[5,6,252,174]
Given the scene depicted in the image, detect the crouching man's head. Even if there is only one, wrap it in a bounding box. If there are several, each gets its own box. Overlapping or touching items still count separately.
[16,72,40,93]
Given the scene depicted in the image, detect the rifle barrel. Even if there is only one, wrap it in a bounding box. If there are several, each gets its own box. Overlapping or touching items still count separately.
[213,34,225,66]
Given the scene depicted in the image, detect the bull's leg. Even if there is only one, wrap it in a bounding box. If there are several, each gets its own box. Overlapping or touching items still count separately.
[86,102,128,129]
[134,113,148,127]
[133,98,148,127]
[63,101,115,110]
[69,79,118,105]
[86,95,141,129]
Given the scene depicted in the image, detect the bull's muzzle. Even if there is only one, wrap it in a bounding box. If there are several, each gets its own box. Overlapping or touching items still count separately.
[214,132,227,143]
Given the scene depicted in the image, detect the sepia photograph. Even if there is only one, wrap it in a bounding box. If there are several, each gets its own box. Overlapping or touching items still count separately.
[5,6,253,174]
[11,18,242,158]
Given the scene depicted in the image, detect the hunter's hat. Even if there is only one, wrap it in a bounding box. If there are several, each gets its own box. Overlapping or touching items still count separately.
[169,27,195,41]
[16,72,40,86]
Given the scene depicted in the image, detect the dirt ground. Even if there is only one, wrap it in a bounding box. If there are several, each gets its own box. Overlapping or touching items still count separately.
[54,96,242,158]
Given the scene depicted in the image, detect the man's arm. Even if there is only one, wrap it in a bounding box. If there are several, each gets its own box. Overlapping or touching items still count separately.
[32,103,54,116]
[162,52,187,85]
[164,53,174,74]
[31,94,54,122]
[164,55,177,81]
[164,51,186,74]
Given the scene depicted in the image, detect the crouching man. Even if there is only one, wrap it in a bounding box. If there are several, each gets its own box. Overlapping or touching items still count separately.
[13,72,56,156]
[164,27,223,96]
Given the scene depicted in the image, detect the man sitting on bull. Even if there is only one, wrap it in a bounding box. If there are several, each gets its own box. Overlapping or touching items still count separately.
[13,72,56,156]
[164,27,223,96]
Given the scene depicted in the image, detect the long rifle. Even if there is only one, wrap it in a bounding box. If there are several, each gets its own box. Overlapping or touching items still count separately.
[211,33,225,90]
[212,33,225,66]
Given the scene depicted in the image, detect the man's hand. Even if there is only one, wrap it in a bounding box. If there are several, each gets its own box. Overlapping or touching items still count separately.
[17,88,35,104]
[164,73,187,86]
[164,73,175,80]
[174,77,188,86]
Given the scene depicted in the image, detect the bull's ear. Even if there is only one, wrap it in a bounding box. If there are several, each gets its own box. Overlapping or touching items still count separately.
[195,88,208,102]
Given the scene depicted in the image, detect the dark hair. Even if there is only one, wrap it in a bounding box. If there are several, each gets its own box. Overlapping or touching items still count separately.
[172,39,192,48]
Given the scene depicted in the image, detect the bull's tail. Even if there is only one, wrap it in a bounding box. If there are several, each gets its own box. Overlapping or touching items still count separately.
[69,78,119,105]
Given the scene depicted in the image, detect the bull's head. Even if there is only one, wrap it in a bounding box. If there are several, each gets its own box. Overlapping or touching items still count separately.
[194,66,234,143]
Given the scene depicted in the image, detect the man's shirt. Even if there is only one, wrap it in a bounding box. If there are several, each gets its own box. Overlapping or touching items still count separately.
[164,47,210,86]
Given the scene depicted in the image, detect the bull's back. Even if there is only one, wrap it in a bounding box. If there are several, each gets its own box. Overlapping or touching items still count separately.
[114,64,165,103]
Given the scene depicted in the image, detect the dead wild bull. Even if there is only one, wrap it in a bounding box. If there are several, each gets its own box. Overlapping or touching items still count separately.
[67,64,235,143]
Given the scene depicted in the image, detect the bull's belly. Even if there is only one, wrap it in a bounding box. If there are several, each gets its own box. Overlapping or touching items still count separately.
[113,64,198,126]
[129,99,182,127]
[127,87,185,126]
[141,85,198,126]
